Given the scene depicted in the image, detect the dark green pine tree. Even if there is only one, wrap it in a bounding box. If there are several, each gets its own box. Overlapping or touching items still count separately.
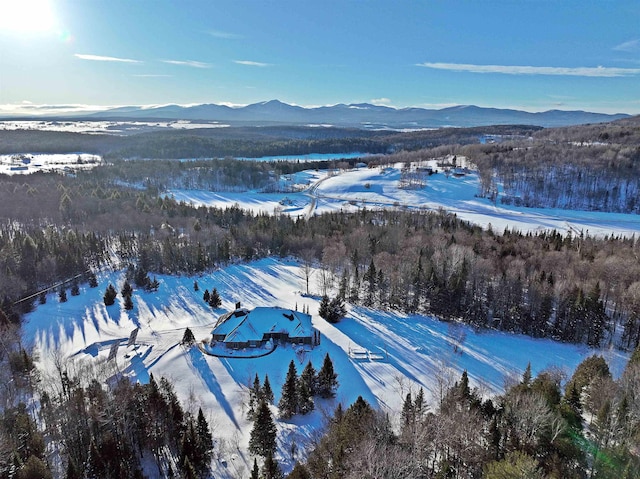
[181,456,198,479]
[300,361,317,397]
[196,407,213,467]
[88,271,98,288]
[181,327,196,346]
[327,296,347,323]
[298,377,314,415]
[262,374,274,404]
[193,280,199,292]
[338,270,349,300]
[261,452,283,479]
[250,458,260,479]
[401,392,414,428]
[70,279,80,296]
[121,280,133,297]
[414,387,425,418]
[248,374,262,420]
[203,289,210,304]
[522,362,532,387]
[209,287,221,308]
[317,353,339,399]
[58,287,67,303]
[249,400,277,457]
[318,295,330,320]
[278,360,299,418]
[123,293,134,310]
[103,284,117,306]
[298,361,317,414]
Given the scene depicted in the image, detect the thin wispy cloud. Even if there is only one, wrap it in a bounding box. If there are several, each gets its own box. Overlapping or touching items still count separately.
[74,53,141,63]
[163,60,212,68]
[416,62,640,77]
[613,39,640,52]
[207,29,243,40]
[133,74,172,78]
[234,60,271,67]
[370,98,392,105]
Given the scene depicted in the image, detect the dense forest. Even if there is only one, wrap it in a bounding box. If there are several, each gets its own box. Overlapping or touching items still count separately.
[0,124,538,159]
[457,117,640,213]
[1,117,639,477]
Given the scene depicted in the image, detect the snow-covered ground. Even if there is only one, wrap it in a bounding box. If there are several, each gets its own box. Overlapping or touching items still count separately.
[23,258,630,478]
[0,153,102,175]
[169,163,640,237]
[0,120,229,134]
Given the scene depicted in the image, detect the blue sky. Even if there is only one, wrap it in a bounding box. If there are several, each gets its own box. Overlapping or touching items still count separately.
[1,0,639,115]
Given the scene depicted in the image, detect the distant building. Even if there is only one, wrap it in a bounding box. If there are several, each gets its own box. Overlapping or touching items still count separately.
[210,306,319,349]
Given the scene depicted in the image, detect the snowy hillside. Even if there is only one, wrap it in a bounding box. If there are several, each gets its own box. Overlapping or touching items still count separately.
[23,258,629,478]
[169,162,640,238]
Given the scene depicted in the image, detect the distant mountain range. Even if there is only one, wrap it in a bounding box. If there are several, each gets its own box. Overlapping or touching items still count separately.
[9,100,632,129]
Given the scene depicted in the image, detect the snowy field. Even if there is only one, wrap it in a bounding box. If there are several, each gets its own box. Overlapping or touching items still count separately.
[0,120,229,134]
[23,258,629,478]
[0,153,102,175]
[169,163,640,237]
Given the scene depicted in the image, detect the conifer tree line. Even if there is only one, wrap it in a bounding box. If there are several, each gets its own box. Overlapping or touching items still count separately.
[293,350,640,479]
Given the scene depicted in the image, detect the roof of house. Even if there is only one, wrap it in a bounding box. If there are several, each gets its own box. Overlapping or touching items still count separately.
[212,306,313,344]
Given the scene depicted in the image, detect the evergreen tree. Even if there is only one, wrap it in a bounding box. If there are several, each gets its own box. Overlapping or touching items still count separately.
[181,327,196,346]
[522,362,532,387]
[250,458,260,479]
[58,287,67,303]
[338,270,349,300]
[38,292,46,304]
[318,295,330,320]
[148,276,159,292]
[263,374,274,404]
[279,360,299,419]
[209,287,221,308]
[414,387,425,418]
[196,407,213,468]
[88,271,98,288]
[134,265,150,289]
[193,280,199,292]
[181,456,197,479]
[123,293,134,310]
[202,289,210,304]
[248,374,262,420]
[317,353,339,399]
[327,296,347,323]
[401,392,414,427]
[261,452,283,479]
[103,284,117,306]
[300,361,317,397]
[70,279,80,296]
[298,361,317,414]
[121,280,133,297]
[249,400,277,457]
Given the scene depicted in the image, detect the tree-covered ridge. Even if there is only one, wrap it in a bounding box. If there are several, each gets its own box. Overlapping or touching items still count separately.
[0,124,538,158]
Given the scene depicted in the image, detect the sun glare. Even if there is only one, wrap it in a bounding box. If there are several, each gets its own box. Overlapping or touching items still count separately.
[0,0,56,33]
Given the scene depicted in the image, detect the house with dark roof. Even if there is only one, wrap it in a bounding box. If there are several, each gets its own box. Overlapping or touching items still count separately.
[210,306,318,349]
